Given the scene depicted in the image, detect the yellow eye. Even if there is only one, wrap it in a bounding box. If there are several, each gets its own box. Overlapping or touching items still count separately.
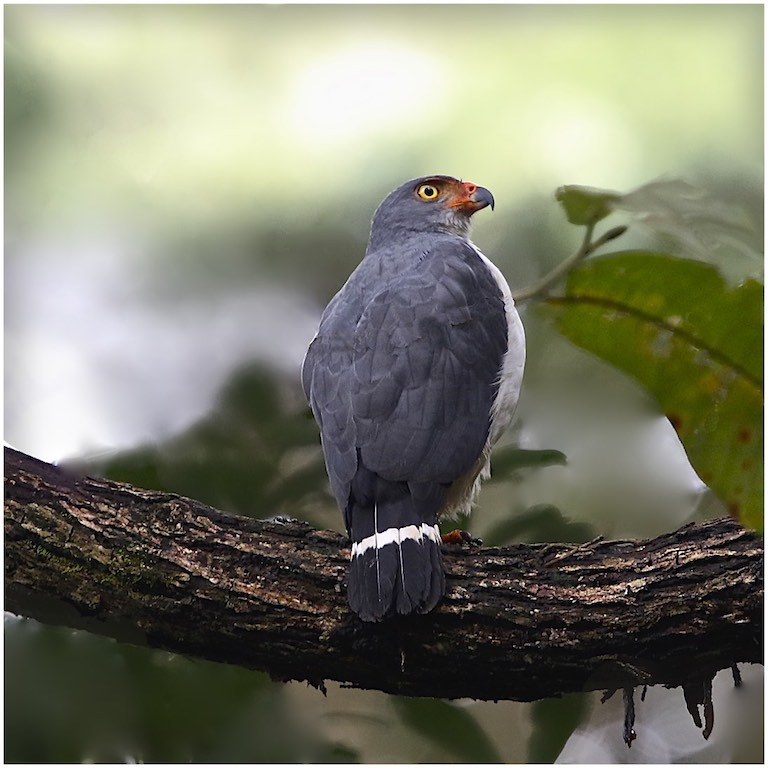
[416,183,440,201]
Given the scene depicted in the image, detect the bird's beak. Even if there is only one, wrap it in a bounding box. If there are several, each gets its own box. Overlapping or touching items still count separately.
[446,181,495,214]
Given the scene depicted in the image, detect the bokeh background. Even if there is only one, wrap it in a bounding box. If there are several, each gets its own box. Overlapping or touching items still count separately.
[5,4,763,763]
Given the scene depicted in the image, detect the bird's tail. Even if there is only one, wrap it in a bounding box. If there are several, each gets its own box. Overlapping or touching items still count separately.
[346,476,446,622]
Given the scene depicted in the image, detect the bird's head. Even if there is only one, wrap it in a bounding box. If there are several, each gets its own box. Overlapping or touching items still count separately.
[368,175,495,250]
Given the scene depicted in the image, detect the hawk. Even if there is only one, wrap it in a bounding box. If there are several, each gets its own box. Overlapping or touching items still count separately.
[302,175,525,621]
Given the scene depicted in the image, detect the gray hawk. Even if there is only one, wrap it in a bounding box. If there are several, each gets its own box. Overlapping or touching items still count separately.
[302,175,525,621]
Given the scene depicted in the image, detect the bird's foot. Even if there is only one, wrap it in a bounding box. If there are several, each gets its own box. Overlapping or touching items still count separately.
[441,529,482,547]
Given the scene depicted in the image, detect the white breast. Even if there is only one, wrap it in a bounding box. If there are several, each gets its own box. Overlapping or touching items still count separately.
[470,243,526,445]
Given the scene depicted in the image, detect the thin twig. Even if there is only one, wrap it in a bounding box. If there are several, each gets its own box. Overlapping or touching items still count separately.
[512,224,628,303]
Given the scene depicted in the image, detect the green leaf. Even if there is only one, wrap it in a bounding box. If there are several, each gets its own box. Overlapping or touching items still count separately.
[555,185,620,226]
[392,697,501,763]
[543,252,763,530]
[618,178,761,276]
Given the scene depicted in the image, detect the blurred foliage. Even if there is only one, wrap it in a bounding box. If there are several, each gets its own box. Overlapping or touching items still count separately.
[392,697,502,763]
[484,504,596,547]
[618,179,762,280]
[79,364,337,531]
[489,444,568,476]
[5,616,357,763]
[4,4,762,764]
[161,217,370,310]
[3,5,762,281]
[528,694,590,763]
[544,251,763,531]
[482,446,593,546]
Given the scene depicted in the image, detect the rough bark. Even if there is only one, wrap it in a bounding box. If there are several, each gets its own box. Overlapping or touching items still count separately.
[5,447,762,704]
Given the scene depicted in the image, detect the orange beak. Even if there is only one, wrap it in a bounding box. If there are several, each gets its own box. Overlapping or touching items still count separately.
[445,181,495,214]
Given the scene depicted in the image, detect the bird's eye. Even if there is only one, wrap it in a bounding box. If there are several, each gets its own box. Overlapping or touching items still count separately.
[416,184,440,201]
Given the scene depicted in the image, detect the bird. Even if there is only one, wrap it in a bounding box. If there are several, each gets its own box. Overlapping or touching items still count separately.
[302,174,525,621]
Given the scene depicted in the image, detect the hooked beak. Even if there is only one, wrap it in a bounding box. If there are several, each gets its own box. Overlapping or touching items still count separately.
[446,181,495,214]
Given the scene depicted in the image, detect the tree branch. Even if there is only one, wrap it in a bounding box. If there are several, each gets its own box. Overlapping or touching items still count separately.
[511,223,627,303]
[5,447,762,704]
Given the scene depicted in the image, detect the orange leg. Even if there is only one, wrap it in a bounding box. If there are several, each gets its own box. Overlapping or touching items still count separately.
[441,529,482,547]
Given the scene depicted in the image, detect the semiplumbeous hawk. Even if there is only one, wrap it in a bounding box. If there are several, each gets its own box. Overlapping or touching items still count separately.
[302,175,525,621]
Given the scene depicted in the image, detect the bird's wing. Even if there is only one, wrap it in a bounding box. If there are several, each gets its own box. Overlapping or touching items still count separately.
[351,242,508,484]
[302,334,358,508]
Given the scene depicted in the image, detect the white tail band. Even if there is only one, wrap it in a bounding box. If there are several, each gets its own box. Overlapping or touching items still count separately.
[351,523,440,559]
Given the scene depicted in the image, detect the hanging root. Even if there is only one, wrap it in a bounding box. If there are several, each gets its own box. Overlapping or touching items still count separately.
[682,675,715,740]
[622,687,637,748]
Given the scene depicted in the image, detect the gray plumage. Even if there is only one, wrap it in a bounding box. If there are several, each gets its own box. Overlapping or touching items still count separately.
[302,175,525,621]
